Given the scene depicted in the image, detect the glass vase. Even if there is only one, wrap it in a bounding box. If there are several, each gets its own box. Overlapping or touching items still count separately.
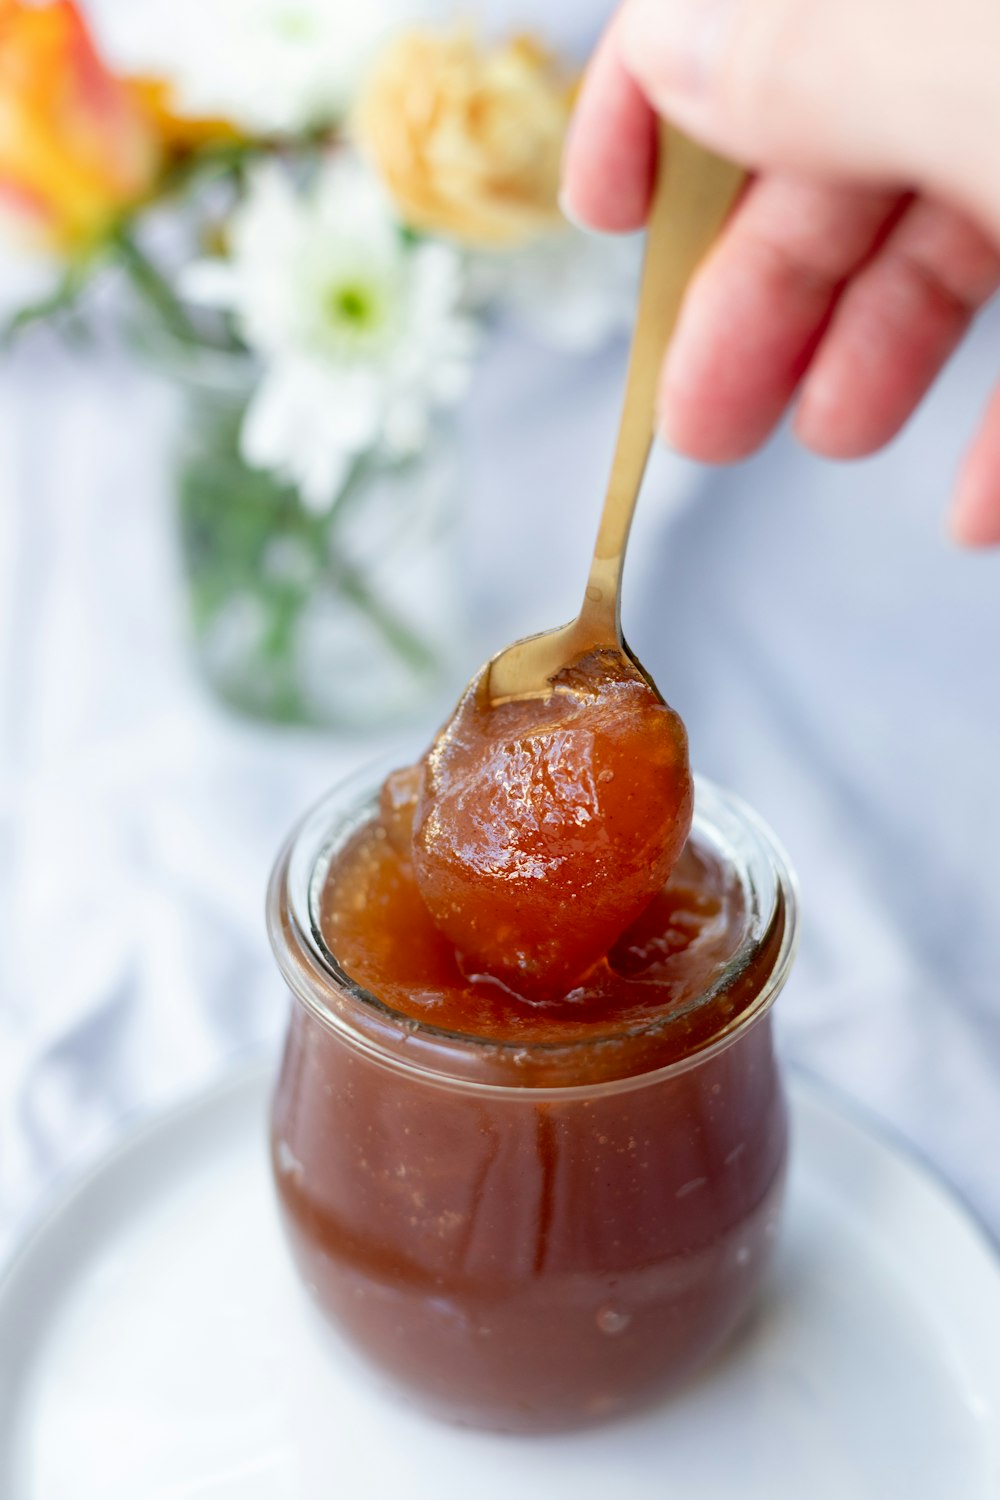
[171,349,463,729]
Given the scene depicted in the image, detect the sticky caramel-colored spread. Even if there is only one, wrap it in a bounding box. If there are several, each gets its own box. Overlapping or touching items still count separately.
[376,648,694,999]
[321,815,748,1050]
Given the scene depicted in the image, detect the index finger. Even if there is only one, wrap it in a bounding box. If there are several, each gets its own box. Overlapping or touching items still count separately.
[561,17,657,232]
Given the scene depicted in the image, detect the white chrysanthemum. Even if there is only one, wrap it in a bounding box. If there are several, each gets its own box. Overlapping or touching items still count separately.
[102,0,425,135]
[183,158,476,508]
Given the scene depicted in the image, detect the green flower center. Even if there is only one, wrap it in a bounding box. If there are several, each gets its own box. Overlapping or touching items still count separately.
[277,11,316,40]
[321,274,396,357]
[330,284,377,328]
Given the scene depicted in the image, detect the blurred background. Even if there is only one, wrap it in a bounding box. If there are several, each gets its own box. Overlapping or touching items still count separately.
[1,0,999,1262]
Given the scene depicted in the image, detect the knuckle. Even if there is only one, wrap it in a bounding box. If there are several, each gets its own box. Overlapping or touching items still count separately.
[717,0,817,150]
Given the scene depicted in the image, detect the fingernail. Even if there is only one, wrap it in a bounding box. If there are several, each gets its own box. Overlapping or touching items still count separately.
[620,0,735,94]
[655,365,685,451]
[948,503,1000,549]
[946,508,980,548]
[948,458,1000,547]
[557,187,591,233]
[558,107,586,230]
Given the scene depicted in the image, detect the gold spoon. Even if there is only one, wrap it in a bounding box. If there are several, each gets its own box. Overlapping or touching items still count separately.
[485,122,745,705]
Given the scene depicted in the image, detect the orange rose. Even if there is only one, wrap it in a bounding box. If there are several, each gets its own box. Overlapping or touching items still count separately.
[0,0,160,252]
[356,29,574,248]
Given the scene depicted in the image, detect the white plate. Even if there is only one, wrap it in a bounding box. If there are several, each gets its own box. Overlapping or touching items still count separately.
[1,1064,998,1499]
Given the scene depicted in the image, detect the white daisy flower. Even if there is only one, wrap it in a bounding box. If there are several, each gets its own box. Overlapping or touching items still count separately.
[183,157,477,509]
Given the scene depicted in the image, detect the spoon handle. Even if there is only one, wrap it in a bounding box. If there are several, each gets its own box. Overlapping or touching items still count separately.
[580,121,745,639]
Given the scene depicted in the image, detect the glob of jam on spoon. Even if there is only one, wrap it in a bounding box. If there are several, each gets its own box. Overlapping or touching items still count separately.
[381,648,693,1000]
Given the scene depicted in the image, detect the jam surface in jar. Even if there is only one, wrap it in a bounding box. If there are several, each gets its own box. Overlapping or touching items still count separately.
[321,806,750,1051]
[270,764,793,1431]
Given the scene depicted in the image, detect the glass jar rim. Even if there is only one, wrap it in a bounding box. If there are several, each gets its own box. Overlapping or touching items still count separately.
[266,760,799,1098]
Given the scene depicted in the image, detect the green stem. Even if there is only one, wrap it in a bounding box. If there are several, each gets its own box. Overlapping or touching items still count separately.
[0,260,89,348]
[324,542,441,676]
[297,454,442,676]
[160,139,266,196]
[111,224,200,343]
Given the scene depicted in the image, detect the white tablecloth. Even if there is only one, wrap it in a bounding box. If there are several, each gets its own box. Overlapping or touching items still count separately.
[2,0,1000,1261]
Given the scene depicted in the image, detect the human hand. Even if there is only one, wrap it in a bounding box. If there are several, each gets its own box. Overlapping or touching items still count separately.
[561,0,1000,545]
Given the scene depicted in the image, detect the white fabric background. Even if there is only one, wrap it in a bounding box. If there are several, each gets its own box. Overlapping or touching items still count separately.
[2,0,1000,1262]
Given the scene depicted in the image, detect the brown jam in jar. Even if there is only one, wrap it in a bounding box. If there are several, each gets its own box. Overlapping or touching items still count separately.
[268,770,796,1433]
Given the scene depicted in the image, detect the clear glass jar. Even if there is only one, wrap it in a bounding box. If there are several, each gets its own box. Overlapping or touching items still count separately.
[169,346,464,729]
[267,767,798,1432]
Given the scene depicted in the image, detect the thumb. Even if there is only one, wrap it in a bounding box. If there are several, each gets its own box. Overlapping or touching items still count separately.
[618,0,1000,238]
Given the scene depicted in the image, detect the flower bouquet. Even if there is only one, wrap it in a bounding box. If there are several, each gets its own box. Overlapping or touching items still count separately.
[0,0,635,727]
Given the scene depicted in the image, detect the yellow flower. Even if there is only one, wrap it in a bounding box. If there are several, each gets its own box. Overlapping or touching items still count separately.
[355,29,574,248]
[0,0,160,253]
